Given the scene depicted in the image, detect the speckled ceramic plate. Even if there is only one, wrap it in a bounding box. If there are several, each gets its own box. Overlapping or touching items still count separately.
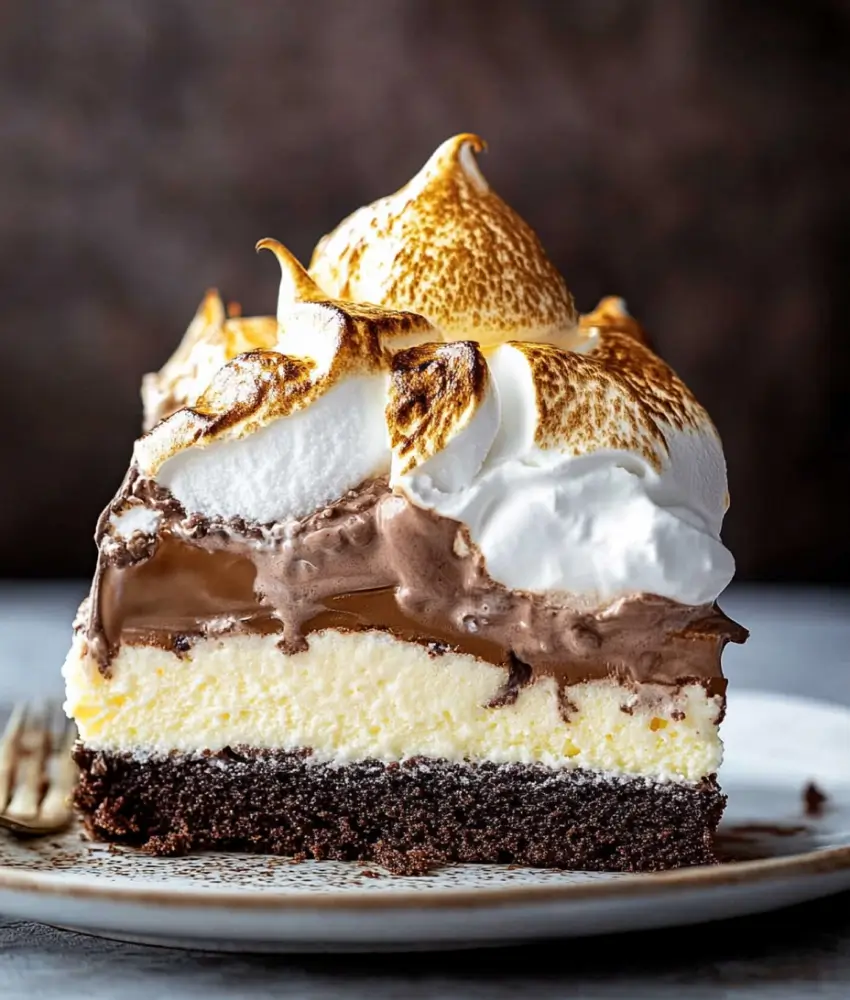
[0,690,848,952]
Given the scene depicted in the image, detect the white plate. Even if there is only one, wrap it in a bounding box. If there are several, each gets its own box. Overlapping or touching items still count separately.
[0,690,848,952]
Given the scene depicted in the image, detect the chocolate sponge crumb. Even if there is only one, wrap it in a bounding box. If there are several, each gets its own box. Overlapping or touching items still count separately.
[74,745,724,875]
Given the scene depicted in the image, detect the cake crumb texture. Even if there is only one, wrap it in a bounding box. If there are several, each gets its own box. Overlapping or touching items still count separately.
[74,746,724,875]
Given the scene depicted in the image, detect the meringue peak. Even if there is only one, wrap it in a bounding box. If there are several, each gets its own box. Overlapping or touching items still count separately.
[581,298,712,439]
[141,289,278,430]
[580,296,650,347]
[309,133,579,349]
[256,238,327,307]
[136,239,441,489]
[258,237,437,371]
[410,133,490,197]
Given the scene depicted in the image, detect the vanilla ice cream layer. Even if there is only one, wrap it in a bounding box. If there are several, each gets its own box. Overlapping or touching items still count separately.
[64,630,722,782]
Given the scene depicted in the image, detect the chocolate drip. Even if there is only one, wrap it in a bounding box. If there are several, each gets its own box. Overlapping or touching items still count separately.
[86,475,747,696]
[487,654,534,708]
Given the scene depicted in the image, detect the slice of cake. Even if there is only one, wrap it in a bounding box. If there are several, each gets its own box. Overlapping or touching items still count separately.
[64,135,747,874]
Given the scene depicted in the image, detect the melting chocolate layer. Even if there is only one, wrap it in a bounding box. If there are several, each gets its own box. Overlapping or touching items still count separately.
[86,473,747,699]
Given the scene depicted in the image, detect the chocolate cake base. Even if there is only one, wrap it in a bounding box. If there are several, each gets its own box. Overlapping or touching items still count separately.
[73,745,725,875]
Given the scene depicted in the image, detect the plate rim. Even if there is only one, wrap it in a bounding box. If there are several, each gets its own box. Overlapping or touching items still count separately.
[1,845,849,912]
[2,688,849,912]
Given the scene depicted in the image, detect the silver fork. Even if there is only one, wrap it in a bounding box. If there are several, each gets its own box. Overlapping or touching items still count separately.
[0,701,78,834]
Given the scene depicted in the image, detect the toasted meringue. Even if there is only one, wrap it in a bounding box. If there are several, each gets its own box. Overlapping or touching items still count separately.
[131,139,734,605]
[393,304,733,605]
[141,290,278,430]
[387,341,499,492]
[255,239,435,369]
[579,296,650,347]
[310,134,579,349]
[134,241,438,523]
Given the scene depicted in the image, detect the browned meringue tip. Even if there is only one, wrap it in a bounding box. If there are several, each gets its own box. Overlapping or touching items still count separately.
[581,296,649,346]
[141,286,284,431]
[426,133,488,186]
[445,132,487,154]
[308,133,578,347]
[256,238,326,304]
[197,288,226,325]
[585,296,629,321]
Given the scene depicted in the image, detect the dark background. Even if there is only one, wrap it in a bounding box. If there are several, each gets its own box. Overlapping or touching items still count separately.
[1,0,848,582]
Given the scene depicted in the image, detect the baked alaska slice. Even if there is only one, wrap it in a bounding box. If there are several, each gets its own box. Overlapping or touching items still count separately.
[65,135,747,874]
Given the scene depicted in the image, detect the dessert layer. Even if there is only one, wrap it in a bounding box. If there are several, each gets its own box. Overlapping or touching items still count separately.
[64,630,723,780]
[74,746,725,874]
[89,473,746,699]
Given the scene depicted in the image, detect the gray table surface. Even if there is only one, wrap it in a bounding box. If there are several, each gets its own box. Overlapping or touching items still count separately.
[0,581,848,999]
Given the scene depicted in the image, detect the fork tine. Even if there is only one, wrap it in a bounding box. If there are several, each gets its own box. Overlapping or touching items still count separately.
[0,703,27,813]
[5,702,48,821]
[40,713,78,826]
